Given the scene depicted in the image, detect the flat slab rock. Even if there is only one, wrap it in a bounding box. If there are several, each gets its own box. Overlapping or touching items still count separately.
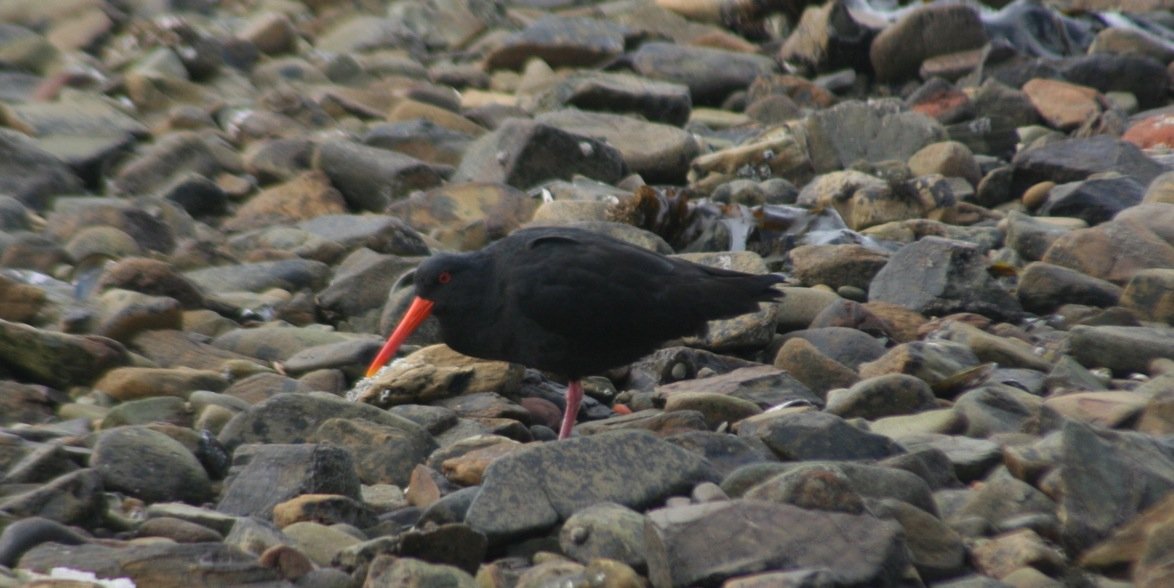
[464,429,718,540]
[17,541,283,587]
[648,499,911,587]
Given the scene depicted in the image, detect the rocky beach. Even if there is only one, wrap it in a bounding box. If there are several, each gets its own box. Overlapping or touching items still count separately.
[1,0,1174,586]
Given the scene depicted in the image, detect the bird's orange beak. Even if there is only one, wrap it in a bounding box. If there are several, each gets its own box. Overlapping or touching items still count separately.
[366,296,435,377]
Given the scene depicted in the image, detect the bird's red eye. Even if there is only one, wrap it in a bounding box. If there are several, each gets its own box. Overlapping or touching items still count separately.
[437,271,452,284]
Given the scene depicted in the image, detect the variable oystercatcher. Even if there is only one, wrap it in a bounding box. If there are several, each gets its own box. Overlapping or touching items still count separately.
[366,226,784,439]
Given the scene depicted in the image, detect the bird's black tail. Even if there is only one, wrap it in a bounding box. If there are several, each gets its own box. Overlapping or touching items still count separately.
[686,269,785,322]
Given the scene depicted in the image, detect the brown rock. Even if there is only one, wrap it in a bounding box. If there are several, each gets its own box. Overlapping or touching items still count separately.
[970,528,1066,580]
[773,337,859,397]
[441,440,525,486]
[98,257,205,309]
[259,544,315,581]
[1080,493,1174,573]
[0,319,131,387]
[222,171,347,232]
[237,12,298,55]
[359,344,524,407]
[1042,219,1174,284]
[860,301,929,343]
[1120,268,1174,324]
[272,493,376,529]
[93,366,229,401]
[388,99,486,136]
[662,391,763,429]
[1042,391,1148,429]
[1023,79,1103,131]
[137,516,224,543]
[869,4,988,82]
[1123,111,1174,150]
[787,244,888,291]
[0,274,45,323]
[907,141,982,187]
[386,182,537,251]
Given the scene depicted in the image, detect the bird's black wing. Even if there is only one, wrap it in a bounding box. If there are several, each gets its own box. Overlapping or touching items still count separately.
[508,229,771,344]
[507,232,675,339]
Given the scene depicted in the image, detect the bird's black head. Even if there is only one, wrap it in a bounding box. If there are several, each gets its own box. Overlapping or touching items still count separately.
[412,253,481,314]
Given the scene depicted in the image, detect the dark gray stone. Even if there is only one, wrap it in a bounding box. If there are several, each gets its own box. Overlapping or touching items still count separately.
[218,391,427,450]
[0,128,83,211]
[648,499,910,587]
[299,213,429,256]
[453,118,627,189]
[314,140,447,211]
[624,42,777,106]
[737,411,905,461]
[1068,325,1174,375]
[464,430,718,540]
[869,236,1023,322]
[1011,136,1166,196]
[217,443,361,519]
[1057,420,1174,554]
[91,426,213,504]
[559,502,649,571]
[1039,175,1147,226]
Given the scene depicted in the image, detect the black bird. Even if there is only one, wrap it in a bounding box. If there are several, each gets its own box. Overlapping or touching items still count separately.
[367,226,784,439]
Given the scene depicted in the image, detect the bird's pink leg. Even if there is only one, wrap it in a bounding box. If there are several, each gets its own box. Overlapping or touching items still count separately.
[558,379,583,440]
